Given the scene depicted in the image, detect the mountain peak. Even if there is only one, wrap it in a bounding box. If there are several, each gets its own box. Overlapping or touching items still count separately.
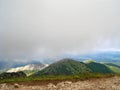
[57,58,77,63]
[33,59,91,76]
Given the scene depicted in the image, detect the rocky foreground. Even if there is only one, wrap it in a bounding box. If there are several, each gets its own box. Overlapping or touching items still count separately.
[0,76,120,90]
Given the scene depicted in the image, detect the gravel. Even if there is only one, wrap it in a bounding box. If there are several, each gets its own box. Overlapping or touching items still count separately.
[0,76,120,90]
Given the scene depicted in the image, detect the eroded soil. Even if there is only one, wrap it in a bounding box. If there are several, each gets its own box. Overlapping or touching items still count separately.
[0,76,120,90]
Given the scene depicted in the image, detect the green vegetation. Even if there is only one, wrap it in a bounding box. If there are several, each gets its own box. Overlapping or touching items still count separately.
[0,71,26,80]
[83,59,95,63]
[86,62,113,74]
[33,59,113,76]
[33,59,92,76]
[23,70,38,76]
[0,73,115,84]
[104,63,120,74]
[111,62,120,66]
[107,65,120,74]
[1,59,120,84]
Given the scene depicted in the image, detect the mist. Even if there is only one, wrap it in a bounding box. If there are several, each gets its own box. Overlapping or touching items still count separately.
[0,0,120,63]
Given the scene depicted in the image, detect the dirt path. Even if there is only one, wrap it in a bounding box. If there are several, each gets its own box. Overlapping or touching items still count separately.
[0,76,120,90]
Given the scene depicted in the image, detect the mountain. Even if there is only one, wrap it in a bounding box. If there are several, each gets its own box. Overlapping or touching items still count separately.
[33,59,92,76]
[85,61,112,74]
[1,51,120,71]
[33,59,113,76]
[104,63,120,74]
[0,71,26,80]
[7,64,49,76]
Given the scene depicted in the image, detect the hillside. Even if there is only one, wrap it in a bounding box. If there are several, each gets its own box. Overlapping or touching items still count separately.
[33,59,113,76]
[0,71,26,80]
[33,59,92,76]
[105,63,120,74]
[86,61,113,74]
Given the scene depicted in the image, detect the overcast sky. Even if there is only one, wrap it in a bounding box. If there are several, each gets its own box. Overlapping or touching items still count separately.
[0,0,120,62]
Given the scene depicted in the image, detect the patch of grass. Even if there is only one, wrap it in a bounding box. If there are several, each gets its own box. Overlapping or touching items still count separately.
[106,65,120,74]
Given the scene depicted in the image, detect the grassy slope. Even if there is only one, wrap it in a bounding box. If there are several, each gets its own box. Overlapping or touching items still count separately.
[86,62,113,74]
[23,70,39,76]
[33,59,113,76]
[104,63,120,74]
[0,73,115,84]
[34,59,92,76]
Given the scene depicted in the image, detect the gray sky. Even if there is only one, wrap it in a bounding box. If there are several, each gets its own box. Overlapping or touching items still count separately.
[0,0,120,62]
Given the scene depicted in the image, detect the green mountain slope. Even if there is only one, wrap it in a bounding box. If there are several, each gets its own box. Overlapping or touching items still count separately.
[33,59,113,76]
[104,63,120,74]
[86,62,113,74]
[33,59,92,76]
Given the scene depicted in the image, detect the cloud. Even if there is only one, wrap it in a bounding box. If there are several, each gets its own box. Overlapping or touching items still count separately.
[0,0,120,63]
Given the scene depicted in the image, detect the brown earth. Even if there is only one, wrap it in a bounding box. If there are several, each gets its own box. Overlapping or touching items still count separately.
[0,76,120,90]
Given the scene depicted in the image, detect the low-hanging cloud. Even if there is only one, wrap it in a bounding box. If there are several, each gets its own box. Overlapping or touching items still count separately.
[0,0,120,63]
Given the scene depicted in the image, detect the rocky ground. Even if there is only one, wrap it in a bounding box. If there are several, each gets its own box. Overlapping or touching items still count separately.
[0,76,120,90]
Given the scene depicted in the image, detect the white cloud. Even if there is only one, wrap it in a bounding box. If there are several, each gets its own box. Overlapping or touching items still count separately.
[0,0,120,62]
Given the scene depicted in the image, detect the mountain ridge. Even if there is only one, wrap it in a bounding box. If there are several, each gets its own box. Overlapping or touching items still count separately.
[33,58,113,76]
[7,64,49,73]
